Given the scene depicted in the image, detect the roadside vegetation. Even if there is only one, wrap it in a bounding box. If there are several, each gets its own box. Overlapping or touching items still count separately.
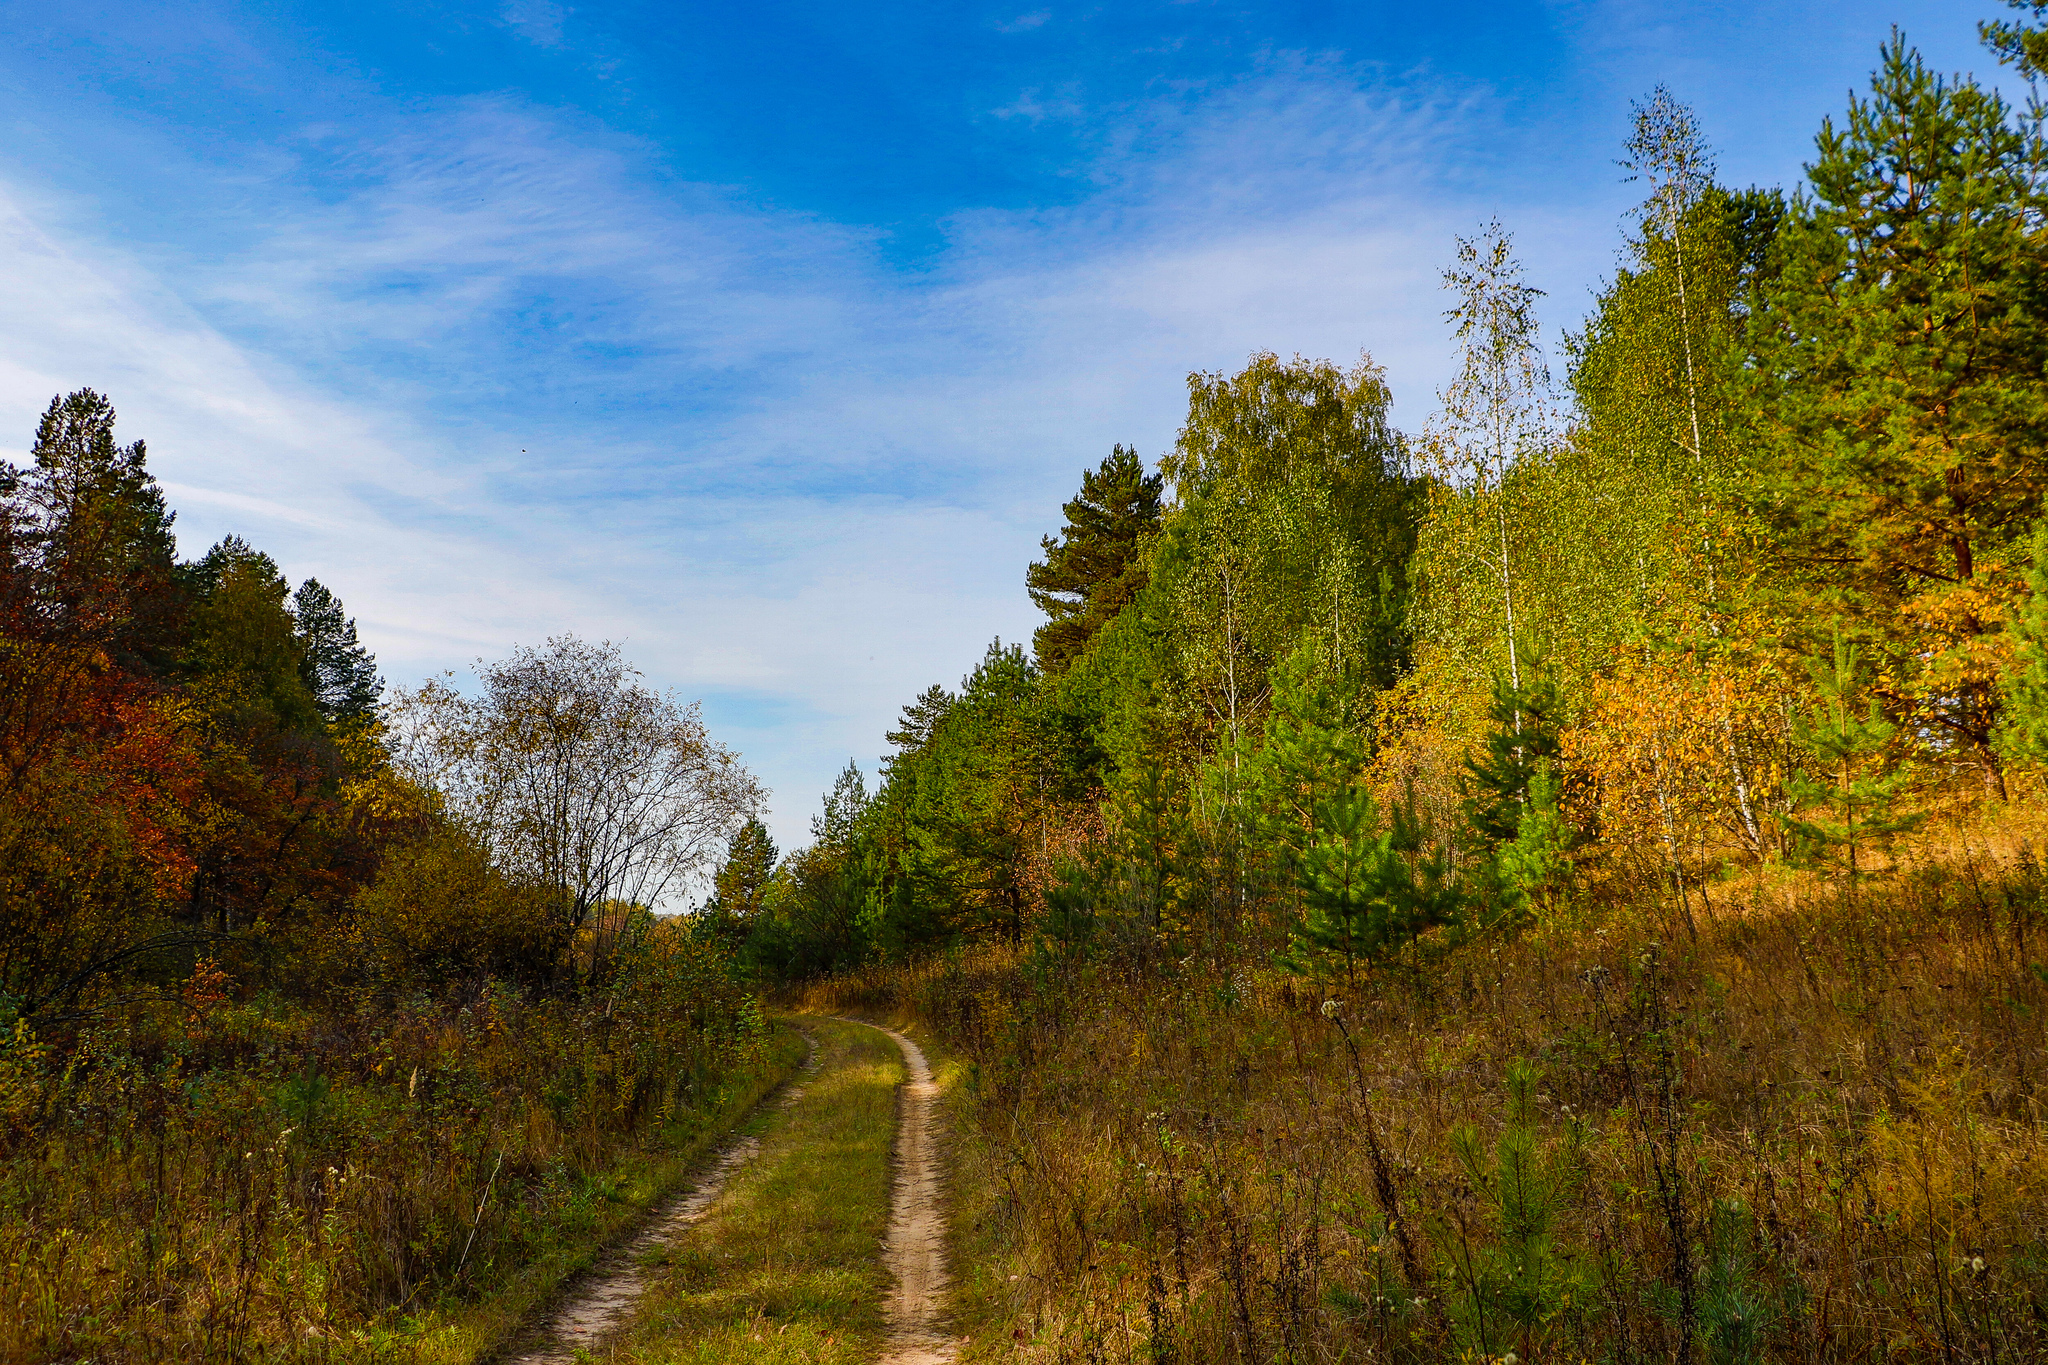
[0,399,774,1360]
[735,9,2048,1362]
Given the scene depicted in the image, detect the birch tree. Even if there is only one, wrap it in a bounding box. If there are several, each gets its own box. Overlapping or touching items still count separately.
[1420,222,1554,689]
[1156,351,1417,756]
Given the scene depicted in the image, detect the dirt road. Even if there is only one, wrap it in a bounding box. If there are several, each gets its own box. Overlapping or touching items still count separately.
[499,1019,952,1363]
[500,1041,815,1365]
[865,1023,957,1365]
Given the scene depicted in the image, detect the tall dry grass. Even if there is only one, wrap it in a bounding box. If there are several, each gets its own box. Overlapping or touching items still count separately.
[0,930,775,1364]
[812,837,2048,1363]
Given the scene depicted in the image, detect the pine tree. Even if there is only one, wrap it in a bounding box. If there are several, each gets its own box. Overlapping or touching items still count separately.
[1496,761,1574,918]
[292,578,383,724]
[1781,630,1920,882]
[1441,1060,1585,1360]
[1027,446,1162,672]
[883,684,954,764]
[2000,525,2048,767]
[1281,785,1463,987]
[1983,1,2048,80]
[1746,33,2048,792]
[812,761,869,847]
[700,818,778,951]
[2,390,180,668]
[1259,645,1463,983]
[1461,656,1567,849]
[1248,641,1367,863]
[1116,760,1188,922]
[713,818,778,917]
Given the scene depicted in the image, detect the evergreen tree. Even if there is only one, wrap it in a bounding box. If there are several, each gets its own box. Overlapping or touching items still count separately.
[739,765,872,977]
[291,578,383,724]
[812,761,870,846]
[711,818,778,918]
[1746,33,2048,792]
[899,643,1040,943]
[1440,1060,1586,1360]
[1280,786,1463,987]
[1461,656,1567,849]
[1495,761,1575,919]
[1456,650,1579,919]
[1247,641,1370,865]
[1983,0,2048,80]
[2,390,180,668]
[2000,524,2048,767]
[883,684,954,764]
[700,817,778,952]
[1781,630,1920,882]
[1256,646,1463,983]
[1027,446,1163,672]
[1104,755,1193,949]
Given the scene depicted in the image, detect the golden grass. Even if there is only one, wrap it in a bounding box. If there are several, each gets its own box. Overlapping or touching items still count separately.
[808,834,2048,1364]
[0,1010,806,1365]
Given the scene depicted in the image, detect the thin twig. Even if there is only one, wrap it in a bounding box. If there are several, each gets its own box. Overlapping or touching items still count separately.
[456,1150,505,1280]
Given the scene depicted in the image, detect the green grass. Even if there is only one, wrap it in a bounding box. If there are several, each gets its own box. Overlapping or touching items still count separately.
[620,1017,903,1364]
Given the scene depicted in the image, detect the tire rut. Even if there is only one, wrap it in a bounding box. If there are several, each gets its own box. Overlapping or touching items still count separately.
[496,1038,817,1365]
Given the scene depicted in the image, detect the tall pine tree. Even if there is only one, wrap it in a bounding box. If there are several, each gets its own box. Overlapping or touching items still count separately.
[1027,446,1162,672]
[292,579,383,724]
[1746,33,2048,793]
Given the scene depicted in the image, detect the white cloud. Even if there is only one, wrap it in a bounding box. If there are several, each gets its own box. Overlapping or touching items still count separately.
[994,11,1053,35]
[0,54,1616,850]
[500,0,570,48]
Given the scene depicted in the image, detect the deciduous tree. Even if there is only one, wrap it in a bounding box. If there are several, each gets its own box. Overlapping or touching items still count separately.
[396,636,761,980]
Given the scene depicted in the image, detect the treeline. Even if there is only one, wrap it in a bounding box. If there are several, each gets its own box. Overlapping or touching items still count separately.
[1,390,391,1018]
[728,22,2048,983]
[0,394,769,1358]
[795,15,2048,1363]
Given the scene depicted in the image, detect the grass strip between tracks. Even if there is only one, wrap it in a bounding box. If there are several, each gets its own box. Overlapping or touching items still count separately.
[618,1017,901,1364]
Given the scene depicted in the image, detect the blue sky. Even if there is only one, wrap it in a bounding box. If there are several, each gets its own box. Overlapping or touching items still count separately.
[0,0,2012,855]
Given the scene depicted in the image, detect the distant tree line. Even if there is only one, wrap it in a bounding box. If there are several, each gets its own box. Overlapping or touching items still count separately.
[720,14,2048,982]
[0,389,760,1023]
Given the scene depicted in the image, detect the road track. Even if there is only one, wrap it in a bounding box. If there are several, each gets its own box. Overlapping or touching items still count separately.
[861,1023,956,1365]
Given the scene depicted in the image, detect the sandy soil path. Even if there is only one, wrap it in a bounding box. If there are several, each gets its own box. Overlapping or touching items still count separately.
[499,1040,816,1365]
[863,1023,957,1365]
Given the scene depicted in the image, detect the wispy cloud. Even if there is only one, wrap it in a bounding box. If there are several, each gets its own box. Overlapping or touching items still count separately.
[0,50,1615,846]
[990,86,1087,124]
[500,0,570,48]
[994,11,1053,35]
